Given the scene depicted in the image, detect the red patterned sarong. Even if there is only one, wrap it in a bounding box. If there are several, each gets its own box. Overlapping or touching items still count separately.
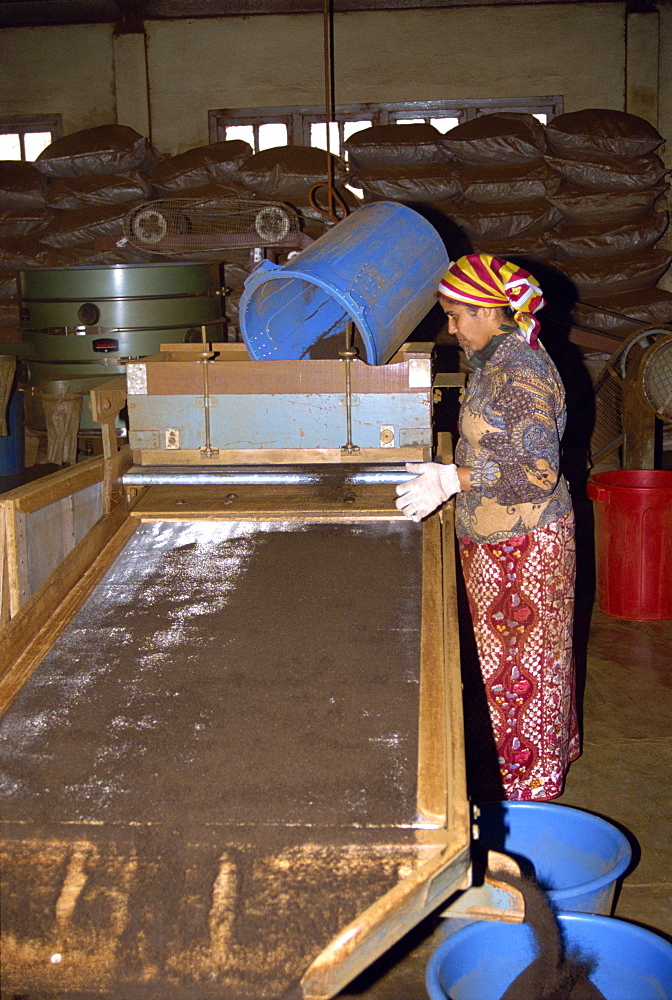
[459,511,580,800]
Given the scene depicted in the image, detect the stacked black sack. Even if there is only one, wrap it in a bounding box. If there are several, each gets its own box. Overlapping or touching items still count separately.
[33,125,160,257]
[544,109,672,337]
[440,112,562,261]
[345,122,461,208]
[0,160,52,335]
[0,126,170,337]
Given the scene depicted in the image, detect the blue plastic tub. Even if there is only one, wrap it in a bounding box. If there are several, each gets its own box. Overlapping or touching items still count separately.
[238,201,449,365]
[476,802,632,913]
[0,386,24,476]
[426,913,672,1000]
[438,802,632,939]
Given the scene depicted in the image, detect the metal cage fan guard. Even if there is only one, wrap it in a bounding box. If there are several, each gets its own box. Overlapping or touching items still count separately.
[640,335,672,420]
[124,198,302,252]
[589,327,672,466]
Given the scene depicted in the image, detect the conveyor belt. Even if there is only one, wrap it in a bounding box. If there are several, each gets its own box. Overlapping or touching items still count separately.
[1,519,422,830]
[1,512,470,1000]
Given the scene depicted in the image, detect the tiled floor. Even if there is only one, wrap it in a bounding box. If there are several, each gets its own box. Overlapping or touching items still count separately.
[558,609,672,937]
[338,532,672,999]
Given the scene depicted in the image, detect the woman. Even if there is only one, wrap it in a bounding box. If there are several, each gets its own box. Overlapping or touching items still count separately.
[396,253,579,801]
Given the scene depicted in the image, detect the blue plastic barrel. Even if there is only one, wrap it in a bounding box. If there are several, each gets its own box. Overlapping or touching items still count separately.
[238,201,449,365]
[438,802,632,939]
[0,386,24,476]
[426,913,672,1000]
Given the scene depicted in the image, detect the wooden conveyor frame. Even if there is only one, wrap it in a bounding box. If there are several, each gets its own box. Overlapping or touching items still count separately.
[0,438,473,998]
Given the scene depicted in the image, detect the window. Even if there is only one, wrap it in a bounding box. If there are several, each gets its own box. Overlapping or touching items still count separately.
[0,115,62,161]
[209,97,562,158]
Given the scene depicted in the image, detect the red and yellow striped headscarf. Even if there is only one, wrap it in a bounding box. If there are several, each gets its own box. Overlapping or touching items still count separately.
[438,254,545,349]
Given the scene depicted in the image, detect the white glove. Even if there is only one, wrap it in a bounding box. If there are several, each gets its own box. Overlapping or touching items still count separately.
[395,462,461,522]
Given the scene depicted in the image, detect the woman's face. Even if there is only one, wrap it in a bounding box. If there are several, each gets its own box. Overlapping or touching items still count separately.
[439,299,502,352]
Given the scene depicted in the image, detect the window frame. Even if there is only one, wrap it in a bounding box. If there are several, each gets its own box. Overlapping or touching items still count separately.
[0,114,63,160]
[209,96,563,155]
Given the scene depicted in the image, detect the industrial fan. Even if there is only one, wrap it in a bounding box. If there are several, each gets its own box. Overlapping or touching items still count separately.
[124,197,305,253]
[590,326,672,469]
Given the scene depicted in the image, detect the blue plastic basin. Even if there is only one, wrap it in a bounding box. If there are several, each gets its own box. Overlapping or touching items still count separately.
[475,802,632,913]
[426,912,672,1000]
[438,802,633,940]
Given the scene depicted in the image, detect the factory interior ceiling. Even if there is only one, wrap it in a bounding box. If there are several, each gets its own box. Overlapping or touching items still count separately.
[0,0,638,29]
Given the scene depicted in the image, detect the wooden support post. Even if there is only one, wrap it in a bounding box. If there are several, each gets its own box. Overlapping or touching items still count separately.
[89,379,127,461]
[0,356,16,437]
[417,512,448,825]
[5,507,28,618]
[0,505,9,627]
[622,380,656,469]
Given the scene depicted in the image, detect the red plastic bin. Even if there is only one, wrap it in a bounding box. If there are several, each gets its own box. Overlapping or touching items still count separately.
[587,470,672,621]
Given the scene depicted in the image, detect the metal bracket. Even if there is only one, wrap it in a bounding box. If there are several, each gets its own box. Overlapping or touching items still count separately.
[438,851,525,924]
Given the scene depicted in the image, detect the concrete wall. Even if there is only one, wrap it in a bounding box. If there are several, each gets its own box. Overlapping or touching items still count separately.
[146,4,626,152]
[0,24,116,134]
[0,4,634,156]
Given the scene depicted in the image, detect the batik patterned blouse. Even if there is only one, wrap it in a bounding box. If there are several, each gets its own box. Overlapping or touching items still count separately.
[454,330,572,544]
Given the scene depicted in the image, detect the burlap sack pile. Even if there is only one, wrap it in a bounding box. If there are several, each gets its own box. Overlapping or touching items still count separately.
[31,124,161,251]
[543,110,672,333]
[0,131,360,342]
[1,116,670,343]
[0,126,169,337]
[439,113,563,259]
[346,115,559,260]
[347,112,672,337]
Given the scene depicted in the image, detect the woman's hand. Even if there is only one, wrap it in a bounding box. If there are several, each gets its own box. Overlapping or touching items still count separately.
[395,462,462,522]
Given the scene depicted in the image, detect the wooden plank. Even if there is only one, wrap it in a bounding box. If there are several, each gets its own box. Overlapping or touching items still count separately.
[133,355,430,397]
[129,482,405,521]
[0,504,9,627]
[1,455,105,515]
[134,446,429,466]
[441,503,470,835]
[416,512,447,826]
[300,833,470,1000]
[422,433,469,829]
[0,504,137,715]
[6,507,28,617]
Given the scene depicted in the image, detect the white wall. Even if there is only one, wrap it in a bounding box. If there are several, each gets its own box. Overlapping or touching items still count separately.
[0,5,631,156]
[0,24,116,134]
[146,4,627,153]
